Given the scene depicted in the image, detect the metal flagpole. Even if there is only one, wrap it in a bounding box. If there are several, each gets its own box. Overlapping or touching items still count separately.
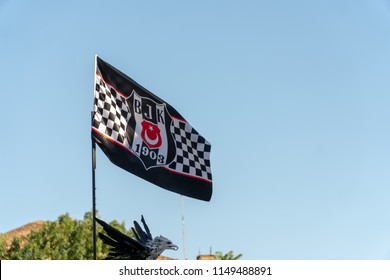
[92,113,97,260]
[181,195,187,260]
[91,55,98,260]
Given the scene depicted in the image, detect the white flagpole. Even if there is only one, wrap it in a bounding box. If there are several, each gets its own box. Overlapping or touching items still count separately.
[181,195,187,260]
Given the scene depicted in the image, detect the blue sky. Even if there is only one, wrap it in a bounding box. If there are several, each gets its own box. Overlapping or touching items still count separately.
[1,0,390,260]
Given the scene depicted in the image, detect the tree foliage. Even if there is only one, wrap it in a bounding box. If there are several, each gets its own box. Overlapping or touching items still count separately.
[215,250,243,260]
[0,211,133,260]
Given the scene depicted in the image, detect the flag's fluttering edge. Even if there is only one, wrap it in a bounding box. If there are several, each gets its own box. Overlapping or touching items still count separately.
[92,56,212,201]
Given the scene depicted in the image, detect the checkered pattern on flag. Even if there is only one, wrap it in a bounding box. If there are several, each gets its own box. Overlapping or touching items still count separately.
[92,56,212,201]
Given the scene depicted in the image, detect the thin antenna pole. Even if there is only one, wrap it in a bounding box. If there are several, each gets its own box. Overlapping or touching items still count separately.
[181,195,187,260]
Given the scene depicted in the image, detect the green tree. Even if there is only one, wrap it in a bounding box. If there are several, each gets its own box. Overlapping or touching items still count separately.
[0,235,7,257]
[215,250,243,260]
[0,211,133,260]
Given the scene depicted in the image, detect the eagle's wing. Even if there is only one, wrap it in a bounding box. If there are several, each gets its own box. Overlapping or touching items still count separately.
[132,215,153,244]
[95,217,151,260]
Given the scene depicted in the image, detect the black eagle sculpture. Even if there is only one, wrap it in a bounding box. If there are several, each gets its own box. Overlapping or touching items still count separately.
[95,216,178,260]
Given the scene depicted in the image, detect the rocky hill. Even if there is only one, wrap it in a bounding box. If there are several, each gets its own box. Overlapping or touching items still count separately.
[1,221,46,247]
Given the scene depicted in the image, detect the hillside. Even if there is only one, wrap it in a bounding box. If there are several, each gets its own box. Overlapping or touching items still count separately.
[1,221,46,247]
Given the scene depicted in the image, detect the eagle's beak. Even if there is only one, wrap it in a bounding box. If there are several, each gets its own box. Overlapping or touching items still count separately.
[170,244,179,251]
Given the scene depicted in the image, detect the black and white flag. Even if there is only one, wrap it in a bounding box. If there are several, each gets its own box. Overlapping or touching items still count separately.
[92,56,212,201]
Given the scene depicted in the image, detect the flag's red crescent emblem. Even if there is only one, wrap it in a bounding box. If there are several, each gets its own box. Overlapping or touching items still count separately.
[141,120,162,149]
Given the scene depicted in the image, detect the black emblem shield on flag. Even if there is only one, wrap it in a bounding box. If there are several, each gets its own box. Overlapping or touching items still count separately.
[127,92,176,170]
[92,56,212,201]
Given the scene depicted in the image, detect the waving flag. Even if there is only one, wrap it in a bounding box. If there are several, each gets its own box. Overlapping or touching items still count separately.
[92,56,212,201]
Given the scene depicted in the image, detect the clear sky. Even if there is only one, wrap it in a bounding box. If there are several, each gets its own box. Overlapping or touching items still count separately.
[1,0,390,260]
